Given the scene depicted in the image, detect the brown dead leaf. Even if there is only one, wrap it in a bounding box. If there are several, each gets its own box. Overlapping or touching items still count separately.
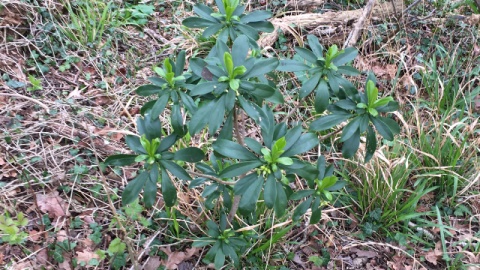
[467,14,480,25]
[14,261,38,270]
[144,256,162,270]
[76,250,100,267]
[34,245,49,266]
[28,230,42,241]
[94,126,123,142]
[95,96,113,106]
[159,246,200,269]
[415,205,429,213]
[351,248,378,258]
[36,191,70,219]
[424,241,443,265]
[420,192,434,202]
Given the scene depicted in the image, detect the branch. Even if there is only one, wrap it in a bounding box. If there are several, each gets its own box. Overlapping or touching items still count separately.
[187,171,236,186]
[344,0,374,48]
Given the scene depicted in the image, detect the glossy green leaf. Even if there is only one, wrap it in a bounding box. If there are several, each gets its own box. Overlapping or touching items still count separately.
[290,189,315,200]
[239,175,264,215]
[213,139,259,160]
[151,94,170,119]
[307,35,323,58]
[219,160,263,178]
[233,173,258,195]
[144,164,159,208]
[244,137,263,155]
[276,59,310,72]
[160,160,192,180]
[235,23,259,40]
[366,80,377,107]
[189,100,216,135]
[342,129,360,159]
[209,96,226,135]
[171,103,184,136]
[293,196,313,222]
[242,58,279,79]
[309,113,351,132]
[161,167,177,207]
[125,136,147,155]
[122,171,148,205]
[314,79,329,113]
[337,66,361,76]
[332,47,357,66]
[247,21,274,32]
[300,74,321,99]
[340,116,362,142]
[281,133,318,157]
[218,111,234,141]
[294,47,317,63]
[264,174,277,209]
[136,85,163,96]
[203,23,224,37]
[105,155,137,166]
[173,147,204,162]
[182,17,216,28]
[158,134,178,153]
[241,10,272,23]
[274,182,287,218]
[214,246,226,270]
[193,4,217,21]
[365,125,376,162]
[358,114,370,133]
[232,35,249,66]
[378,116,401,135]
[376,101,399,113]
[370,115,393,141]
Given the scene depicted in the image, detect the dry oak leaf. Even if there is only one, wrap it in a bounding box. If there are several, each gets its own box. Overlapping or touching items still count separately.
[36,191,70,219]
[13,261,38,270]
[159,246,200,269]
[143,256,162,270]
[28,230,42,241]
[76,250,100,267]
[424,241,443,265]
[35,245,49,266]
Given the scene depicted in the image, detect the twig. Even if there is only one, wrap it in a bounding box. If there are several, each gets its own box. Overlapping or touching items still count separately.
[187,171,236,186]
[0,92,50,112]
[84,119,140,270]
[344,0,374,48]
[319,126,345,141]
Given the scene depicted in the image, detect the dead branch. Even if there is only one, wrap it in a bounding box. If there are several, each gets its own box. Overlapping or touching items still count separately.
[344,0,375,48]
[258,0,405,48]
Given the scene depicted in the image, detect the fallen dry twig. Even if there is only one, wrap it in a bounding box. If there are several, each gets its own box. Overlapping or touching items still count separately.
[258,0,405,48]
[344,0,375,48]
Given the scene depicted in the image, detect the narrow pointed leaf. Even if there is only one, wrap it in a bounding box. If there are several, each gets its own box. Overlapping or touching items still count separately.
[122,171,148,205]
[264,174,277,209]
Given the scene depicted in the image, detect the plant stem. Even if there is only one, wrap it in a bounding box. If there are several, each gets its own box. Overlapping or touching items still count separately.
[228,106,246,224]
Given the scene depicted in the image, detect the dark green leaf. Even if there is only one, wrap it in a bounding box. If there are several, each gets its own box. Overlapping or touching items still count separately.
[324,180,347,191]
[136,84,164,96]
[290,189,315,200]
[125,136,147,155]
[358,114,370,133]
[378,116,401,135]
[295,47,317,63]
[310,207,322,224]
[274,182,287,218]
[233,173,258,195]
[218,111,233,141]
[175,51,186,76]
[340,116,362,142]
[105,155,137,166]
[160,160,192,180]
[314,79,329,113]
[337,66,360,76]
[283,125,303,153]
[182,17,215,28]
[300,74,321,99]
[189,100,215,135]
[239,175,264,215]
[370,116,393,141]
[193,4,217,22]
[143,114,163,140]
[334,100,357,110]
[191,81,224,96]
[171,103,184,136]
[241,10,272,23]
[158,134,178,153]
[209,96,226,135]
[242,58,279,79]
[151,94,170,119]
[276,59,310,72]
[264,174,277,209]
[307,35,323,58]
[214,246,225,270]
[309,113,351,132]
[281,133,318,157]
[342,129,360,158]
[232,35,249,66]
[265,89,285,104]
[144,164,159,208]
[235,23,259,40]
[247,21,274,32]
[203,23,224,37]
[332,47,358,66]
[122,171,148,205]
[376,101,399,113]
[222,242,239,267]
[213,139,259,160]
[173,147,204,162]
[178,91,197,114]
[293,196,313,222]
[219,160,263,178]
[244,137,263,155]
[252,83,275,98]
[161,167,177,207]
